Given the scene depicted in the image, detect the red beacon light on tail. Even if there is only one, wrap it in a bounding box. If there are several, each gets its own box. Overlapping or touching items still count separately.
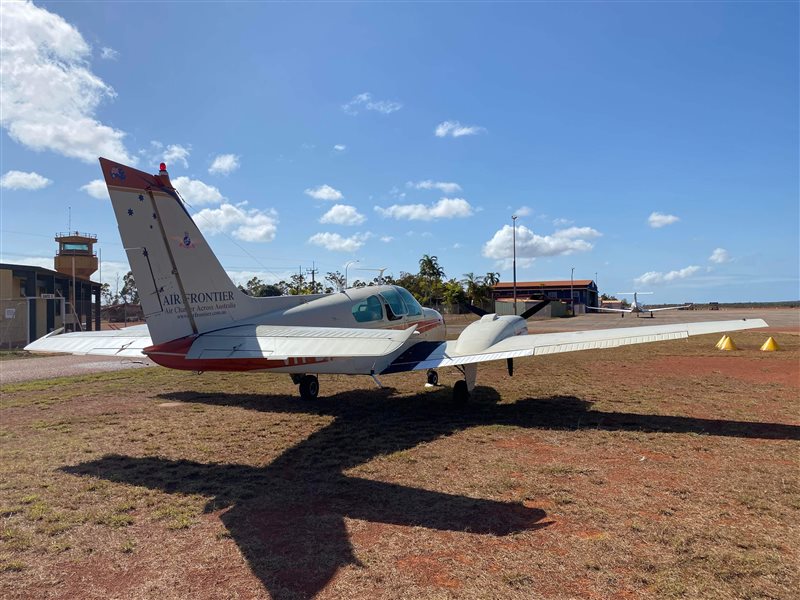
[159,162,167,173]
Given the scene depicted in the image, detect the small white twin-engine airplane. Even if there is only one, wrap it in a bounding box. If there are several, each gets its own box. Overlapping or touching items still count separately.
[587,292,692,318]
[26,159,766,402]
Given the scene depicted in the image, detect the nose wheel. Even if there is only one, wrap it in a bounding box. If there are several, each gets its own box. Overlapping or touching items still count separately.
[426,369,439,386]
[453,380,470,404]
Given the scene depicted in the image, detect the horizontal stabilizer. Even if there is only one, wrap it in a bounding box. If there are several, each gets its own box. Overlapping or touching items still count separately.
[24,325,151,357]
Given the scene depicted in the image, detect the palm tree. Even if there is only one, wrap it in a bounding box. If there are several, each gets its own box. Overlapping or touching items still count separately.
[418,255,445,304]
[461,272,484,304]
[484,272,500,286]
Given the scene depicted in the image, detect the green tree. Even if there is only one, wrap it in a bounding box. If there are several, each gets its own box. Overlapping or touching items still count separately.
[100,282,117,306]
[442,278,466,306]
[418,254,445,305]
[484,272,500,286]
[461,272,485,304]
[240,277,282,297]
[120,271,139,304]
[325,271,346,292]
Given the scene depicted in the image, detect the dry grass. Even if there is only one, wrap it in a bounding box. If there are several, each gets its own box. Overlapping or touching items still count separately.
[0,331,798,599]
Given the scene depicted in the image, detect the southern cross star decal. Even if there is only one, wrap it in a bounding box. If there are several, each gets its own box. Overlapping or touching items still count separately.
[138,194,144,202]
[127,208,133,216]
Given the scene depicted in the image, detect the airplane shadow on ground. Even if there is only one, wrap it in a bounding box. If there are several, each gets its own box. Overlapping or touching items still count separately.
[63,389,800,599]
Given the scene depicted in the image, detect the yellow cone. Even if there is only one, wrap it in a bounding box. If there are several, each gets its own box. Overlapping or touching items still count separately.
[760,337,779,352]
[715,335,729,349]
[719,336,738,351]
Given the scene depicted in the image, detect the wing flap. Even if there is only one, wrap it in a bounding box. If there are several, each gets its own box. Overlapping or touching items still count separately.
[186,324,418,360]
[24,325,151,357]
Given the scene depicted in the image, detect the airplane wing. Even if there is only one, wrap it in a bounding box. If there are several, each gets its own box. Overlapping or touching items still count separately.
[646,305,693,312]
[24,325,152,357]
[381,318,768,373]
[586,306,631,313]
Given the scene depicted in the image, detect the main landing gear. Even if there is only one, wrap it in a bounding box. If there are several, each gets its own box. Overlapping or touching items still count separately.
[291,374,319,400]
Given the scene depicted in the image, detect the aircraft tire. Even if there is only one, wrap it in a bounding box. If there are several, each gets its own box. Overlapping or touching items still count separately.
[299,375,319,400]
[453,380,470,405]
[426,369,439,386]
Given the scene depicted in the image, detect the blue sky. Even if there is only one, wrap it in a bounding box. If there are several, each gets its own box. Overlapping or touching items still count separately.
[1,1,797,302]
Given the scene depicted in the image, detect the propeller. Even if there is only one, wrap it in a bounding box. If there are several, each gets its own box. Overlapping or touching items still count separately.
[519,299,551,320]
[508,299,550,376]
[460,302,488,317]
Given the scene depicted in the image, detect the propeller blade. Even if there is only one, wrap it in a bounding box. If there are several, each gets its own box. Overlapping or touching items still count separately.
[460,302,488,317]
[507,357,514,377]
[520,299,550,320]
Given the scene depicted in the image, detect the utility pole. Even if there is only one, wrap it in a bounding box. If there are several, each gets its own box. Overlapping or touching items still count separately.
[306,262,318,291]
[570,266,575,315]
[511,215,518,315]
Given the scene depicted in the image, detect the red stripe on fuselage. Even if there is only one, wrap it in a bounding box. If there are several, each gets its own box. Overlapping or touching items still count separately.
[142,318,443,372]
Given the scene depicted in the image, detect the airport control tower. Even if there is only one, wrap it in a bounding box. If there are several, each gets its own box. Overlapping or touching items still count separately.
[54,231,98,279]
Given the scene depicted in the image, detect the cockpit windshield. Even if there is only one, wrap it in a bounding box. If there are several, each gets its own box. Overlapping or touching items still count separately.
[395,286,422,316]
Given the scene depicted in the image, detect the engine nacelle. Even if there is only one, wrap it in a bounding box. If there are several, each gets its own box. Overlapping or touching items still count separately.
[454,314,528,355]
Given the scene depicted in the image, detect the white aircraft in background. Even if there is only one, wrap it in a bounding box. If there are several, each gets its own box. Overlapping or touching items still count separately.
[26,159,766,403]
[588,292,692,318]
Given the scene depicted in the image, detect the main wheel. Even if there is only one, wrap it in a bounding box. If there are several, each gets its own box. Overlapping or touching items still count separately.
[453,380,470,405]
[298,375,319,400]
[426,369,439,386]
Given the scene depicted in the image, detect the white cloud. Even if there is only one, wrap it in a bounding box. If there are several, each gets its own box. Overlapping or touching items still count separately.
[99,46,118,60]
[208,153,240,175]
[173,176,224,205]
[406,180,462,195]
[380,236,394,243]
[319,204,366,226]
[308,232,372,253]
[552,217,573,226]
[434,120,486,138]
[342,92,402,115]
[0,1,136,164]
[333,144,346,152]
[634,265,701,286]
[305,184,344,201]
[193,203,278,242]
[513,206,532,217]
[161,144,190,168]
[648,212,680,228]
[709,247,731,264]
[0,170,52,190]
[482,224,601,268]
[374,197,474,221]
[80,179,108,200]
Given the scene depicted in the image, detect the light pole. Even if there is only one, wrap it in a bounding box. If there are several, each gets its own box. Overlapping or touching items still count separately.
[570,266,575,315]
[511,215,518,315]
[344,259,359,291]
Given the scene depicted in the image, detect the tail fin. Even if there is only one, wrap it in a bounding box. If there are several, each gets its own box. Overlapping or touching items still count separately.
[100,158,284,344]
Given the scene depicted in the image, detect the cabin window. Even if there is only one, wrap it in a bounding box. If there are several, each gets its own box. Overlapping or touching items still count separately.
[352,295,384,323]
[396,287,422,316]
[379,288,407,321]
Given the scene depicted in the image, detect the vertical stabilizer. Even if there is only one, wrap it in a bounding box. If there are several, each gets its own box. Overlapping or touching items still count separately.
[100,159,277,344]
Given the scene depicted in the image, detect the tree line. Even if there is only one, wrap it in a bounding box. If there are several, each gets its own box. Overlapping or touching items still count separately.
[103,256,502,310]
[239,254,500,309]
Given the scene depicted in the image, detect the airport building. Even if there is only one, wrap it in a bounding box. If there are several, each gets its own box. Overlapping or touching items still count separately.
[0,232,101,348]
[492,280,600,311]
